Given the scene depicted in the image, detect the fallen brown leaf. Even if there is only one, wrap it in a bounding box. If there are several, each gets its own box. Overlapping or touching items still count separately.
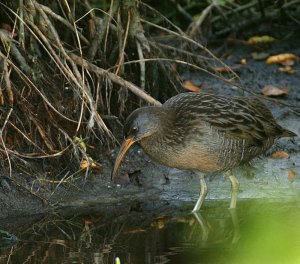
[240,58,247,65]
[123,228,147,234]
[213,66,231,73]
[288,170,296,183]
[279,66,295,74]
[189,218,196,226]
[80,159,89,170]
[183,80,203,92]
[262,85,289,97]
[176,216,189,223]
[84,219,93,225]
[281,59,295,66]
[266,53,299,65]
[0,94,4,105]
[80,157,102,171]
[251,52,270,60]
[213,65,242,73]
[271,151,289,159]
[151,215,171,229]
[246,35,275,45]
[151,219,165,229]
[0,23,18,38]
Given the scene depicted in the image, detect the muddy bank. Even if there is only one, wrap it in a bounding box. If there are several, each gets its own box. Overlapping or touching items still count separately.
[50,36,300,211]
[1,36,300,220]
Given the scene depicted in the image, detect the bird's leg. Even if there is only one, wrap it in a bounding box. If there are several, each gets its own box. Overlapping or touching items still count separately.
[192,212,209,242]
[226,170,240,209]
[228,208,241,244]
[192,173,208,212]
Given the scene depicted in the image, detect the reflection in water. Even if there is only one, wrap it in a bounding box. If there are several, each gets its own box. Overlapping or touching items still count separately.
[1,199,300,264]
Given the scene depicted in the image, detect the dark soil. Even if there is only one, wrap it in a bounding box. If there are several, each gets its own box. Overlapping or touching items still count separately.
[1,35,299,220]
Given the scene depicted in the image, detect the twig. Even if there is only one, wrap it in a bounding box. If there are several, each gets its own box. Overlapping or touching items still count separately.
[109,57,229,86]
[6,5,110,140]
[141,2,185,35]
[39,4,89,45]
[6,245,14,264]
[35,3,83,85]
[0,31,32,75]
[141,19,239,81]
[108,57,300,109]
[115,10,131,75]
[104,0,119,54]
[26,5,111,137]
[0,52,80,123]
[214,0,300,37]
[18,0,25,47]
[26,20,73,82]
[37,3,113,138]
[211,1,256,24]
[153,42,213,61]
[126,0,150,52]
[8,121,47,154]
[136,40,145,91]
[70,53,162,106]
[62,1,87,135]
[170,0,194,23]
[29,114,56,152]
[215,11,277,37]
[2,57,14,105]
[0,108,13,177]
[88,0,120,60]
[0,87,3,106]
[283,0,300,8]
[5,145,70,159]
[9,175,50,205]
[187,2,215,37]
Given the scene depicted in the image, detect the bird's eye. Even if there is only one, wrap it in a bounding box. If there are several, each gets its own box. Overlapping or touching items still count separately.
[132,127,138,133]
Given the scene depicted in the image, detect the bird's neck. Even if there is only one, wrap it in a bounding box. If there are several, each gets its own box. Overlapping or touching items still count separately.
[139,107,177,151]
[147,106,176,135]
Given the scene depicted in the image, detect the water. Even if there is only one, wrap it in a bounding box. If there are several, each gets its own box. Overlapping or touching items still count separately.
[1,199,300,264]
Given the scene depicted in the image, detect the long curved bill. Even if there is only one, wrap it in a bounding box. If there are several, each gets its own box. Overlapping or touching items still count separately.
[111,137,136,181]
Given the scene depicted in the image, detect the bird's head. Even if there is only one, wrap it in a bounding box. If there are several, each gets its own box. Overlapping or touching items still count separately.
[111,107,167,181]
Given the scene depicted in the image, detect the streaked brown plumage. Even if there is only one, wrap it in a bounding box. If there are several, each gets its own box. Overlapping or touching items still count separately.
[112,92,296,211]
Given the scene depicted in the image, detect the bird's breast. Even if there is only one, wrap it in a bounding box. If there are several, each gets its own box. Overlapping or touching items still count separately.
[140,126,275,173]
[140,135,223,173]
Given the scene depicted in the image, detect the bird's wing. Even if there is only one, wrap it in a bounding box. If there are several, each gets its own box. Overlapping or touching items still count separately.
[164,92,286,146]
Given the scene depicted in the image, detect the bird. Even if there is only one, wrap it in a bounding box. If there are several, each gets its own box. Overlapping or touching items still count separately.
[111,92,296,212]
